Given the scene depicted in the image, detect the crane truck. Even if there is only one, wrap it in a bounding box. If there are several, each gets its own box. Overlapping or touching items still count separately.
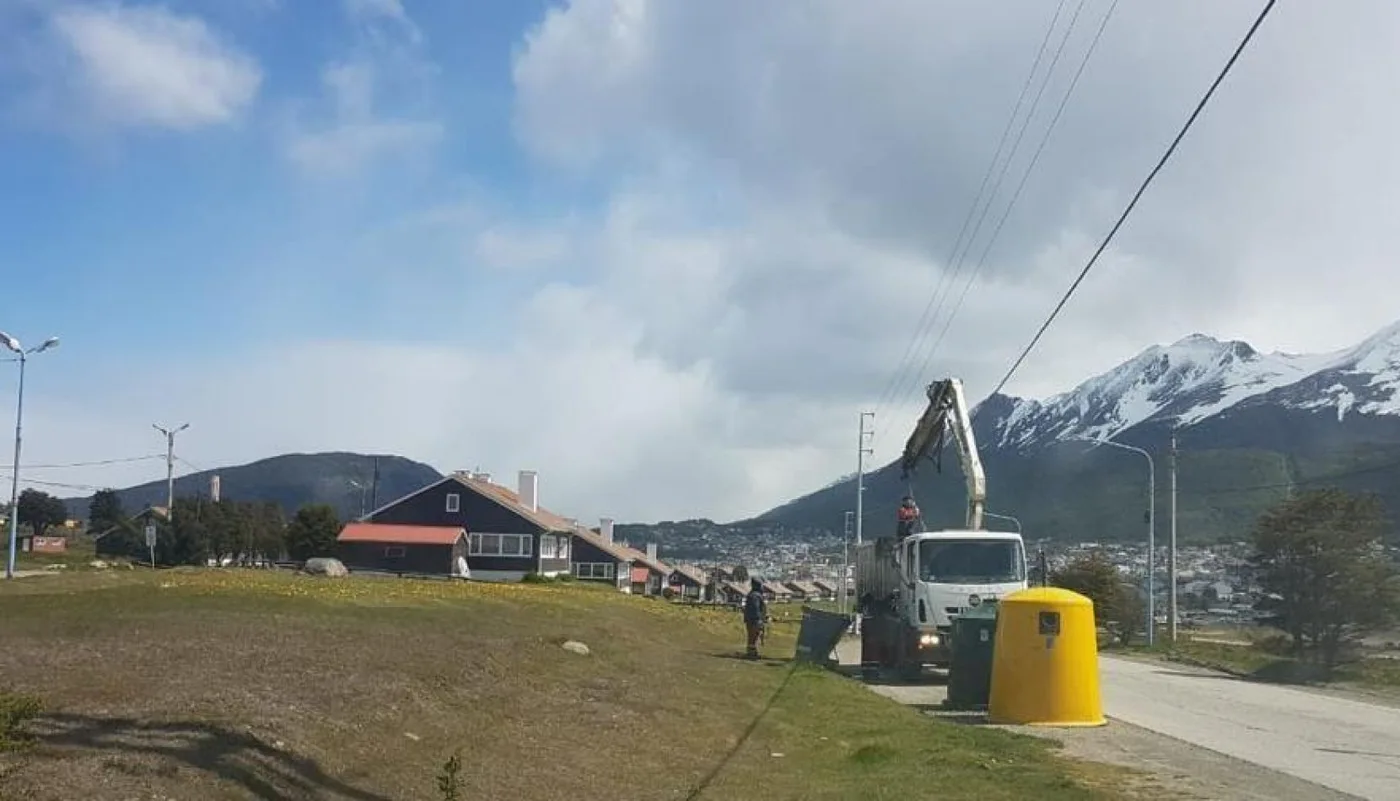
[855,378,1028,681]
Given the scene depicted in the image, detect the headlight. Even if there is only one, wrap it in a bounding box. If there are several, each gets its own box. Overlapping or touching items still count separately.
[919,633,941,647]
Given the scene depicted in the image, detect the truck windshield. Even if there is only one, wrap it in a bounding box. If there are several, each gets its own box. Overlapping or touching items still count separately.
[918,539,1025,584]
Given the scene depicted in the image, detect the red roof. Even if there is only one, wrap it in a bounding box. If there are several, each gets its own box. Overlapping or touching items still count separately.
[337,523,465,546]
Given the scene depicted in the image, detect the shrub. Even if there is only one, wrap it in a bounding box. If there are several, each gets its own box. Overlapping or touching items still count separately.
[0,692,43,750]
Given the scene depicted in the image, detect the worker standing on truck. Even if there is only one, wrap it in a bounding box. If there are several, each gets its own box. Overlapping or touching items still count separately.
[743,578,767,660]
[896,496,921,539]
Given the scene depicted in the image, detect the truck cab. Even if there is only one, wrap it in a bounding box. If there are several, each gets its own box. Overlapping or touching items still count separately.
[898,530,1028,661]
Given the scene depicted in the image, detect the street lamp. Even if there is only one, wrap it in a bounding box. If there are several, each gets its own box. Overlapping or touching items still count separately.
[1,332,60,580]
[983,511,1021,533]
[348,479,368,519]
[1075,435,1156,647]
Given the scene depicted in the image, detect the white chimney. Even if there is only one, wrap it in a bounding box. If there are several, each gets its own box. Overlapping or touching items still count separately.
[518,470,538,512]
[210,474,221,503]
[475,472,491,483]
[646,542,658,562]
[600,517,614,543]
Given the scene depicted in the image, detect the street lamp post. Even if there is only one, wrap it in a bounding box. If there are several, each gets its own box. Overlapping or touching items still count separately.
[1077,436,1156,647]
[1,332,60,580]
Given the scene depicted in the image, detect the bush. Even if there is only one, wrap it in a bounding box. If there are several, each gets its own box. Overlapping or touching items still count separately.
[0,692,43,750]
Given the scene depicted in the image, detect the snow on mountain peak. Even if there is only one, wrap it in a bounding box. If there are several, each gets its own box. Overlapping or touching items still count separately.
[987,320,1400,449]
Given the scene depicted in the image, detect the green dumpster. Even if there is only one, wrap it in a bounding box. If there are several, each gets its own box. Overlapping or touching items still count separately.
[946,602,999,709]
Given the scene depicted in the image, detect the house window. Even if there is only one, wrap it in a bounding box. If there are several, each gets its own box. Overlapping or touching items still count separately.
[445,493,460,513]
[557,536,570,561]
[469,533,532,557]
[572,562,615,579]
[540,535,556,559]
[384,546,406,558]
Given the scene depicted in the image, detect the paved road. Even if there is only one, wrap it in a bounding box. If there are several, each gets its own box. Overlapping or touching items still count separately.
[834,640,1400,799]
[1102,656,1400,800]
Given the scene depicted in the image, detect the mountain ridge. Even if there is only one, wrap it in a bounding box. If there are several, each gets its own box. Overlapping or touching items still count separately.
[748,318,1400,542]
[60,452,444,523]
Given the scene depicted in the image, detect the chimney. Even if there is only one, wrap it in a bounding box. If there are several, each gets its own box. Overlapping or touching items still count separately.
[646,542,658,562]
[475,472,491,483]
[209,474,221,503]
[600,517,614,544]
[518,470,538,512]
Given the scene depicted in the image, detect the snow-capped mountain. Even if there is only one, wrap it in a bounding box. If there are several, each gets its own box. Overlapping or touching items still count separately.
[984,319,1400,450]
[753,318,1400,542]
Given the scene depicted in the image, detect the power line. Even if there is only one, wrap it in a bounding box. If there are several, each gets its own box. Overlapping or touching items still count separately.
[868,0,1071,427]
[908,0,1121,408]
[19,455,164,470]
[985,0,1278,405]
[0,473,106,492]
[1189,457,1400,497]
[876,0,1112,455]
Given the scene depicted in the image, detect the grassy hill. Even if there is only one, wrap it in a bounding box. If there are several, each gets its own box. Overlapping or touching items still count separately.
[61,452,442,522]
[0,570,1131,800]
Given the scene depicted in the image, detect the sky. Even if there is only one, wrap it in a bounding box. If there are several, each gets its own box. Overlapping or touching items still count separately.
[0,0,1396,524]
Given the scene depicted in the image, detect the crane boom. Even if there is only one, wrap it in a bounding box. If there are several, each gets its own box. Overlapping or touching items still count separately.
[898,378,986,530]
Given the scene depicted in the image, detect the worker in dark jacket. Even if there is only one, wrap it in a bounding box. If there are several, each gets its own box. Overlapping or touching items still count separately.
[743,578,768,660]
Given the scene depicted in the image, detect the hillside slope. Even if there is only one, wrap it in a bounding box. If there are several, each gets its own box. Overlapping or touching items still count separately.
[62,452,443,521]
[751,320,1400,543]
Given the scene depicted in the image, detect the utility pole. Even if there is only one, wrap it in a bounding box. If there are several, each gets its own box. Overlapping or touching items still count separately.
[854,412,873,636]
[842,510,854,615]
[855,412,874,547]
[153,423,189,520]
[369,456,380,513]
[1169,431,1179,643]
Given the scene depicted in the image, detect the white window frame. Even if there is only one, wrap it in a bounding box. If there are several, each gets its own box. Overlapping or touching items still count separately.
[445,493,460,513]
[540,534,557,559]
[556,536,570,561]
[469,532,532,558]
[572,562,615,579]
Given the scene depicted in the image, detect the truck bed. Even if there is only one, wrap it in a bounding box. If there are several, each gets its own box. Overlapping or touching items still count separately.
[855,539,902,607]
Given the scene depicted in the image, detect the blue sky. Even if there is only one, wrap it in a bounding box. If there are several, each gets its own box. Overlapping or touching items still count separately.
[0,0,1396,522]
[1,0,556,355]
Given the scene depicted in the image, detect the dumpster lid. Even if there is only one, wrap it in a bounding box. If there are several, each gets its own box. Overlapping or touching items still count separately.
[960,602,999,620]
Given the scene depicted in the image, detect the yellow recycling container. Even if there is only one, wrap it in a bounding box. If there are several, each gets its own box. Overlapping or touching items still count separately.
[988,586,1105,727]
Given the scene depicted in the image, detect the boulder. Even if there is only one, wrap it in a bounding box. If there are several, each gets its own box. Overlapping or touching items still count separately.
[302,557,349,577]
[561,640,591,656]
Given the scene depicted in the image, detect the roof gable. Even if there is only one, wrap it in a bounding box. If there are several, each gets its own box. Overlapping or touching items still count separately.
[450,474,577,533]
[568,525,635,562]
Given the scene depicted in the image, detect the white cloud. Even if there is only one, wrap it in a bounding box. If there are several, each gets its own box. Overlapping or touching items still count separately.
[282,6,438,175]
[12,0,1400,525]
[42,3,261,131]
[9,276,851,522]
[508,0,1400,430]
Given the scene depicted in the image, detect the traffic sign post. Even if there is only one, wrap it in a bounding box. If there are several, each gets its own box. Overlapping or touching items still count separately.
[144,524,156,569]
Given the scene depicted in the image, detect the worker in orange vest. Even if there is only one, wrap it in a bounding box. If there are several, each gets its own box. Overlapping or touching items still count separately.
[896,496,921,540]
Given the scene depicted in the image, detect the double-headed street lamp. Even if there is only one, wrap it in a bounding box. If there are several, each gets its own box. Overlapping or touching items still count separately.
[1075,436,1156,647]
[1,332,60,580]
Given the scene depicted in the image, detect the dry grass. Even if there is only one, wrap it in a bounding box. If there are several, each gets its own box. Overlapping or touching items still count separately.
[0,569,1124,800]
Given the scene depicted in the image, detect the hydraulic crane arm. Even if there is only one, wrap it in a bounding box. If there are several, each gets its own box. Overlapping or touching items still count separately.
[898,378,986,530]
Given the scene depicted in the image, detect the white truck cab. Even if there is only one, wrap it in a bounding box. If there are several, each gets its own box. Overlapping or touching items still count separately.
[897,530,1027,652]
